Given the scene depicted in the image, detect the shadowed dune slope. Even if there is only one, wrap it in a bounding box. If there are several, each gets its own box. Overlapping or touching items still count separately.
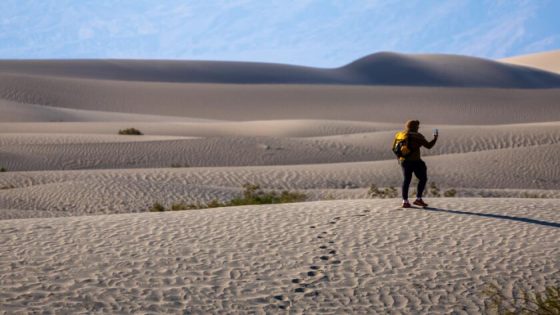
[342,52,560,87]
[1,76,560,124]
[2,52,560,88]
[500,50,560,74]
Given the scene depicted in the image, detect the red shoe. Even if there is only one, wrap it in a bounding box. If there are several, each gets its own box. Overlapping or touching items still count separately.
[413,199,428,207]
[402,201,411,208]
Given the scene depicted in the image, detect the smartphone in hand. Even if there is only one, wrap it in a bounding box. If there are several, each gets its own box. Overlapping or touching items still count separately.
[433,128,439,136]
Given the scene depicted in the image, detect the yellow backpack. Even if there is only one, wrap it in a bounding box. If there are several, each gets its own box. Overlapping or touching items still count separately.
[392,131,411,158]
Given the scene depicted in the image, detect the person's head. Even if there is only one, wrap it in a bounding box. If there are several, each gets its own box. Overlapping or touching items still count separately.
[405,120,420,132]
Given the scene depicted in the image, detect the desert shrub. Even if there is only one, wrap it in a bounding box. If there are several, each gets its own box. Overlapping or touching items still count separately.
[170,163,190,168]
[149,202,166,212]
[479,191,500,198]
[367,184,382,198]
[170,201,215,210]
[279,190,308,203]
[0,167,6,172]
[521,192,542,198]
[229,183,307,206]
[383,186,398,198]
[242,183,260,199]
[150,184,307,212]
[206,199,225,208]
[367,184,398,198]
[118,128,143,135]
[428,182,441,197]
[444,189,457,197]
[485,283,560,314]
[170,203,192,211]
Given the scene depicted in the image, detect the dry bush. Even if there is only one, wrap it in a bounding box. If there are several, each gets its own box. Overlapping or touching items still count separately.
[428,182,441,197]
[170,163,190,168]
[367,184,398,198]
[118,128,143,135]
[149,202,166,212]
[485,283,560,315]
[444,189,457,197]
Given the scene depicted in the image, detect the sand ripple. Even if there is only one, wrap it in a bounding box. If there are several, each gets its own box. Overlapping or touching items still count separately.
[1,199,558,313]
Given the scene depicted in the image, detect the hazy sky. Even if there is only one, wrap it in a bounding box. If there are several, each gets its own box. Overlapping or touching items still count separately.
[1,0,559,67]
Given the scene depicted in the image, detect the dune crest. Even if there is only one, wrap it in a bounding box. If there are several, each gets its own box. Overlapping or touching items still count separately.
[2,77,560,124]
[500,50,560,74]
[2,52,560,88]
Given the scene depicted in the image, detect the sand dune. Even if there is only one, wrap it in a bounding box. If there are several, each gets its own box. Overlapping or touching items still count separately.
[2,74,560,124]
[500,50,560,74]
[0,119,397,136]
[1,119,559,219]
[0,134,196,145]
[0,100,218,123]
[1,199,558,313]
[1,121,559,171]
[2,52,560,88]
[1,143,559,218]
[342,52,560,88]
[2,52,560,127]
[1,52,559,314]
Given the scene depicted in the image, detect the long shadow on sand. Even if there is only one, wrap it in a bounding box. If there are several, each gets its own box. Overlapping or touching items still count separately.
[420,207,560,228]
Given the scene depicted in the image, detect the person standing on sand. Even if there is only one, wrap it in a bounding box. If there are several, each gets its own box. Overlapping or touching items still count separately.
[392,120,438,208]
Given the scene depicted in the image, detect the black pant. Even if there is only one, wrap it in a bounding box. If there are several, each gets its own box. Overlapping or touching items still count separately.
[400,160,427,200]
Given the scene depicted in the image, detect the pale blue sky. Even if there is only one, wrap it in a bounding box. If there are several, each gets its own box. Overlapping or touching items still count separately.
[1,0,559,67]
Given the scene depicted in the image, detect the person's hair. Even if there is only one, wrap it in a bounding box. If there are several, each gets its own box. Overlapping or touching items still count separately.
[405,120,420,131]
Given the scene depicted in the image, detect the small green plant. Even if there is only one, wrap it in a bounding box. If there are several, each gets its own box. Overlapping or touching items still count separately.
[367,184,398,198]
[0,167,6,172]
[485,283,560,314]
[443,189,457,197]
[228,183,307,205]
[150,184,307,212]
[149,202,166,212]
[118,128,143,135]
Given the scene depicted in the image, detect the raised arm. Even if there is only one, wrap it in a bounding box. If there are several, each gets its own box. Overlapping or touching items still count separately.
[424,135,438,149]
[418,133,438,149]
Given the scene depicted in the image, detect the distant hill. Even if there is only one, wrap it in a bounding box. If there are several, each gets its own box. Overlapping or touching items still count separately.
[2,51,560,88]
[500,50,560,75]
